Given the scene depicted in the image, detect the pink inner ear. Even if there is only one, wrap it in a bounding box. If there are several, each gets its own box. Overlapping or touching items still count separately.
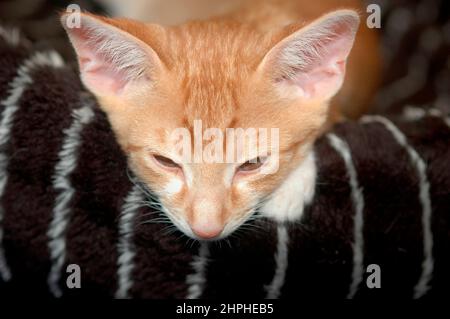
[77,47,129,94]
[66,20,148,96]
[288,36,351,99]
[272,13,358,100]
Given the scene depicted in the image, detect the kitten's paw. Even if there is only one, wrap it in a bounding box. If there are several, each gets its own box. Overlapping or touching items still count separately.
[260,151,316,222]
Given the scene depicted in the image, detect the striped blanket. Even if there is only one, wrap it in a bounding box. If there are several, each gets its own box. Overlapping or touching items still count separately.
[0,4,449,299]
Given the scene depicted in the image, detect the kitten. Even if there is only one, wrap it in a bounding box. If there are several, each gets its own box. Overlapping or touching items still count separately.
[61,0,380,240]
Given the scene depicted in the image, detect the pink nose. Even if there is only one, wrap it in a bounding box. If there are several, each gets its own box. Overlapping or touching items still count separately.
[191,224,224,240]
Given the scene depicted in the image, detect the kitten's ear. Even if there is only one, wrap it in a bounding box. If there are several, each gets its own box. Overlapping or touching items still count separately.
[258,10,360,101]
[61,13,163,96]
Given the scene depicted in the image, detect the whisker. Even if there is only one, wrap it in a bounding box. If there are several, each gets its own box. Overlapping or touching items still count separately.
[137,211,161,218]
[175,231,191,242]
[163,227,181,236]
[139,219,171,226]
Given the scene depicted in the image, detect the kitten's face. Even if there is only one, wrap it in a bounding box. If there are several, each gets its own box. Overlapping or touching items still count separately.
[103,62,326,240]
[63,11,359,239]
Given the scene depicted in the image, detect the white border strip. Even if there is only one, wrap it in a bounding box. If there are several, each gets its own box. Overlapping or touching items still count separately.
[361,115,433,299]
[116,185,145,299]
[186,242,210,299]
[0,51,64,282]
[265,224,289,299]
[47,104,94,298]
[327,133,365,299]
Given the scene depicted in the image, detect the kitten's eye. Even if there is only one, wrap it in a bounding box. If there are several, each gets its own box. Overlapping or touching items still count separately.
[153,155,181,169]
[238,157,267,172]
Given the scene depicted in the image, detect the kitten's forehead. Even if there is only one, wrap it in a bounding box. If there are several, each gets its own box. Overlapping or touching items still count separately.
[181,74,238,128]
[165,21,272,66]
[162,23,275,129]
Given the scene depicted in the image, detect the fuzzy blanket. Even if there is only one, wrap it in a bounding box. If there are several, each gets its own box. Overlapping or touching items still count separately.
[0,0,449,299]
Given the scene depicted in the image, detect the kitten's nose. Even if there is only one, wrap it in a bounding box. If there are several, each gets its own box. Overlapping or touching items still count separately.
[190,223,224,240]
[190,194,225,239]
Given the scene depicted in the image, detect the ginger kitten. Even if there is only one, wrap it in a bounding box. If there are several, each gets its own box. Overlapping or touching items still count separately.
[61,0,380,240]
